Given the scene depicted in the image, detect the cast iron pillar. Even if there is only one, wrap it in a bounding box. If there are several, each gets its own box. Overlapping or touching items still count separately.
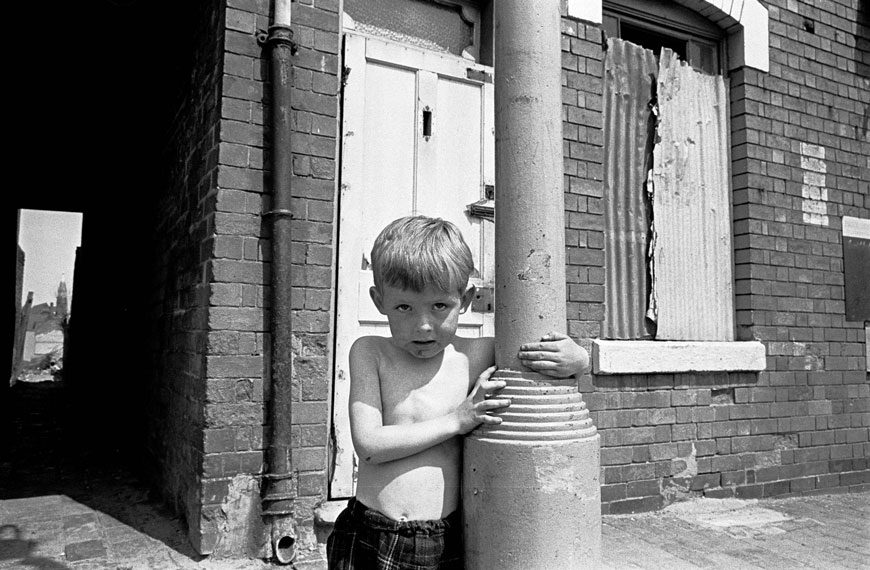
[462,2,601,568]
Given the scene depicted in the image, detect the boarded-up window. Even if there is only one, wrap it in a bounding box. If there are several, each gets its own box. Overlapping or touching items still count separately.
[602,40,658,339]
[603,38,734,341]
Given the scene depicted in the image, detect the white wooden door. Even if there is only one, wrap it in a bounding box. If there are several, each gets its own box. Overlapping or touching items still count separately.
[330,34,495,498]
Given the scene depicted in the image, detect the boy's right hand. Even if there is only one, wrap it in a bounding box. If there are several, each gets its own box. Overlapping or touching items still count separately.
[453,366,510,434]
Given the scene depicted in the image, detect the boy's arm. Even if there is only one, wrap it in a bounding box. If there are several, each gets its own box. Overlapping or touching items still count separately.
[517,332,590,378]
[348,338,507,465]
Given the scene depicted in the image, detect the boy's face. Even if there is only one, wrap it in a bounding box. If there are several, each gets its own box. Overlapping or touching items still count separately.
[370,283,475,360]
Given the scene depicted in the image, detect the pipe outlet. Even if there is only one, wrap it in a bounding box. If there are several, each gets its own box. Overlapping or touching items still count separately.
[271,518,297,565]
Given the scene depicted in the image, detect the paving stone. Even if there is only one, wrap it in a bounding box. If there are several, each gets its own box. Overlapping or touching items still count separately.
[71,560,116,570]
[63,513,98,529]
[97,512,126,528]
[109,537,156,560]
[104,524,147,543]
[65,523,101,543]
[65,539,107,562]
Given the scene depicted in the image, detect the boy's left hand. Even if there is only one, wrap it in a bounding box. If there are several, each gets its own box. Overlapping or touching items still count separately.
[518,332,590,378]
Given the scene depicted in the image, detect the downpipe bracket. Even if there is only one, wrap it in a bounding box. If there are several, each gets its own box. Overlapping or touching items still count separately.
[258,25,297,53]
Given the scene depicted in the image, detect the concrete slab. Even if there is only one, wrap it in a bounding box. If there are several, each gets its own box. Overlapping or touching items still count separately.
[665,498,793,529]
[601,491,870,570]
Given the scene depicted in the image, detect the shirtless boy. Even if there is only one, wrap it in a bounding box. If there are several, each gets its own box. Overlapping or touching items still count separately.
[327,215,589,570]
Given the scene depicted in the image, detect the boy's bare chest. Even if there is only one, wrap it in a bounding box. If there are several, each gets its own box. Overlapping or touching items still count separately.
[378,355,469,424]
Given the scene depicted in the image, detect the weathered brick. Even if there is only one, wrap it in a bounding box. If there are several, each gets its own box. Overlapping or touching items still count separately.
[732,435,775,453]
[298,471,326,496]
[206,355,263,378]
[221,120,263,146]
[671,389,711,407]
[208,307,265,331]
[204,429,236,454]
[210,260,266,285]
[292,447,326,471]
[292,401,329,424]
[204,403,264,428]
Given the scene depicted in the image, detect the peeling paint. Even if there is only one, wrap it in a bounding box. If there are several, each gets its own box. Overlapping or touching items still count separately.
[661,477,699,504]
[211,474,267,559]
[646,169,659,326]
[534,461,577,493]
[672,442,698,479]
[512,95,539,104]
[516,250,551,281]
[802,354,824,371]
[756,451,782,469]
[329,368,358,496]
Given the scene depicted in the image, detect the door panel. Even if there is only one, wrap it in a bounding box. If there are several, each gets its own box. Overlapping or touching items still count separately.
[330,34,494,498]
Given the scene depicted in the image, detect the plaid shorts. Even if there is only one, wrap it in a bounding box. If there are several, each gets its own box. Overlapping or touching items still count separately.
[326,498,463,570]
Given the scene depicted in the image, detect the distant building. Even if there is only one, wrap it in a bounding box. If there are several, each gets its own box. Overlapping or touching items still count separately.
[22,278,70,361]
[56,277,68,319]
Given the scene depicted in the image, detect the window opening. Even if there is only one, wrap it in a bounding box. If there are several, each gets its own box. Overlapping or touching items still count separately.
[621,21,687,61]
[602,5,734,341]
[603,1,723,75]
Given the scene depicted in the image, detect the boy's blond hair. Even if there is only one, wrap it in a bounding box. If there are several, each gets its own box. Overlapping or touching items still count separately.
[371,216,474,294]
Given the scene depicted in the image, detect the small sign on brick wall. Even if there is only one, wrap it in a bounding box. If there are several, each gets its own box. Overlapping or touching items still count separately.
[843,216,870,323]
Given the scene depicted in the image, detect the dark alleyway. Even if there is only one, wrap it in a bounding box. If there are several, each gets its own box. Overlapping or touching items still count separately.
[2,379,107,498]
[0,378,183,568]
[0,378,139,497]
[0,379,275,569]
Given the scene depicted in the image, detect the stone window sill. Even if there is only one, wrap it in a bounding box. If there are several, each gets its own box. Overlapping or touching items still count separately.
[592,340,766,375]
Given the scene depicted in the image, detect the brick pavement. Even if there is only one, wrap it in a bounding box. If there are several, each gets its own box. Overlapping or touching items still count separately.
[601,491,869,570]
[1,482,867,569]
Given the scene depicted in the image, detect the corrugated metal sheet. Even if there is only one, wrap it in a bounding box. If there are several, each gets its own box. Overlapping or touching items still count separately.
[602,39,659,339]
[650,49,734,340]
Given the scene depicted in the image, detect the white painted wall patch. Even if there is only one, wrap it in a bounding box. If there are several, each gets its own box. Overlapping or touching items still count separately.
[800,143,829,227]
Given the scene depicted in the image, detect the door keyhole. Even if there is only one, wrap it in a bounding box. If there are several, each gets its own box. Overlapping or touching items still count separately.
[422,108,433,139]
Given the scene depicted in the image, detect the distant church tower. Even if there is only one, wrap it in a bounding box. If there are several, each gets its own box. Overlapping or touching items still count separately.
[56,276,69,318]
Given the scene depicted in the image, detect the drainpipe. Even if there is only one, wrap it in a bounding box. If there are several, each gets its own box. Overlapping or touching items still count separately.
[261,0,298,564]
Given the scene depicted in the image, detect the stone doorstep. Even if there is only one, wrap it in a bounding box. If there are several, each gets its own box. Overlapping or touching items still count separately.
[312,500,348,543]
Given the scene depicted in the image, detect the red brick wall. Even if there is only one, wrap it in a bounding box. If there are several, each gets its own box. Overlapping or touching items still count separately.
[563,1,869,515]
[199,0,339,557]
[152,0,340,556]
[147,0,228,554]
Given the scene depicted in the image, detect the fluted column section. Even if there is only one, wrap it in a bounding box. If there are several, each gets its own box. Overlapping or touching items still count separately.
[463,2,601,568]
